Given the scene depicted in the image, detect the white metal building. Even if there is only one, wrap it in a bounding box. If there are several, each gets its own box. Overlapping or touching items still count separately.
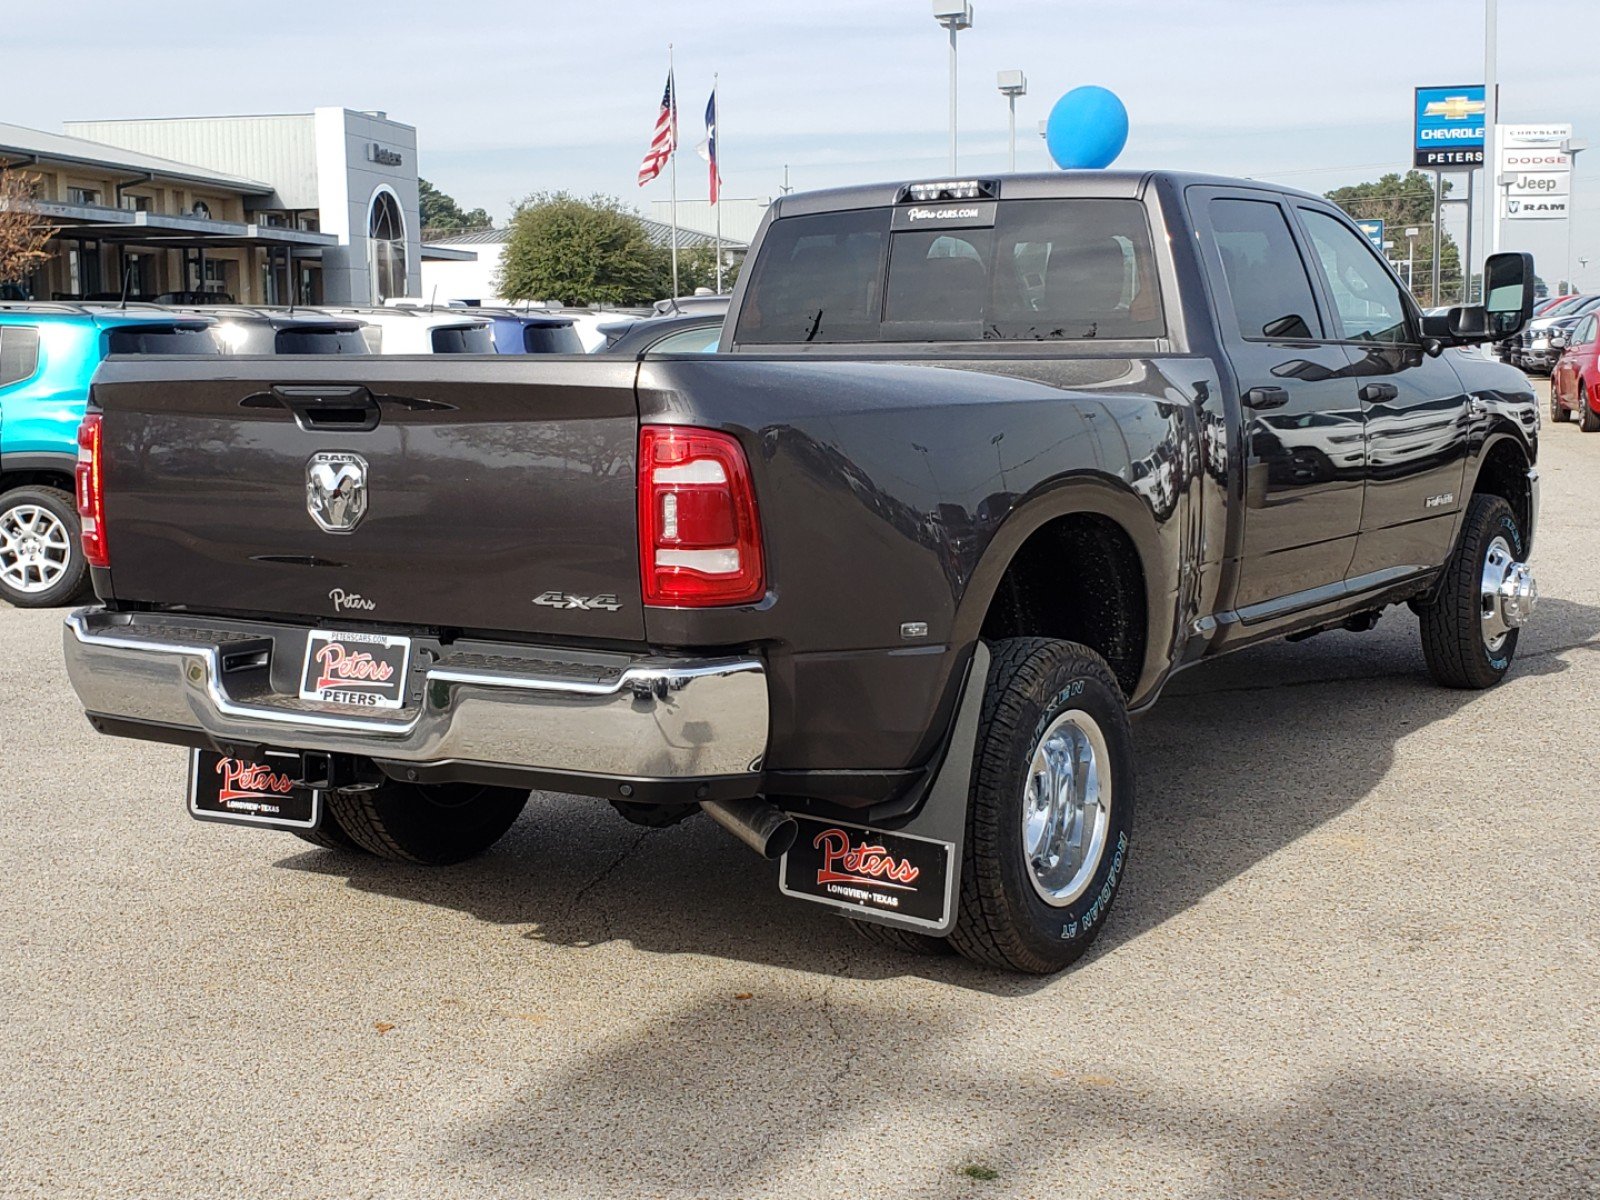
[650,197,770,246]
[422,219,748,305]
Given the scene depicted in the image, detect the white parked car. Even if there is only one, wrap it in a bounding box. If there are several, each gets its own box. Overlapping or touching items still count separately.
[315,306,494,354]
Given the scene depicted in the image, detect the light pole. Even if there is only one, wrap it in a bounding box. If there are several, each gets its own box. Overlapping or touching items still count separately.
[933,1,973,174]
[997,70,1027,172]
[1405,226,1420,293]
[1564,138,1587,293]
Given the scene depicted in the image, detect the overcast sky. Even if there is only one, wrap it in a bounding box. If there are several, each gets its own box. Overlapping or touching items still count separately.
[6,1,1596,288]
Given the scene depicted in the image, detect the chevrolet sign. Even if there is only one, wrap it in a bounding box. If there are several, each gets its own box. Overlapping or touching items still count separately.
[1414,85,1486,170]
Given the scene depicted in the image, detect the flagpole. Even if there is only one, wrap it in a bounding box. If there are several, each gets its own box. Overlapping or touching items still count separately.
[714,73,723,294]
[668,43,680,301]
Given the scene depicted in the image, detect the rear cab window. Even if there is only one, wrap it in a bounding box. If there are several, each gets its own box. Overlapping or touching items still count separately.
[735,197,1164,345]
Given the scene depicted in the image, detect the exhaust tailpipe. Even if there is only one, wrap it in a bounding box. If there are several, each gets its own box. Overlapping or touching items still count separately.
[701,797,797,860]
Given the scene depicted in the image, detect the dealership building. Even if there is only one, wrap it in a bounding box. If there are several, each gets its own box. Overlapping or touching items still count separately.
[0,108,447,304]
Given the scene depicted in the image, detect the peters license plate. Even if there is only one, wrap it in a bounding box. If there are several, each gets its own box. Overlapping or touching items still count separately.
[299,629,411,709]
[779,815,955,930]
[188,749,319,829]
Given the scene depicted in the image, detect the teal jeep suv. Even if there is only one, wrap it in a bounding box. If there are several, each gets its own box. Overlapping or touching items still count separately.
[0,305,215,607]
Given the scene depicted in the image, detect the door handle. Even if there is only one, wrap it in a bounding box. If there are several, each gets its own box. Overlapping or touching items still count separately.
[1243,386,1289,410]
[1358,382,1399,403]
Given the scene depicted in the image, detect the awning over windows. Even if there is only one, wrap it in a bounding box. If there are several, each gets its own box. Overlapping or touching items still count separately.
[16,199,337,251]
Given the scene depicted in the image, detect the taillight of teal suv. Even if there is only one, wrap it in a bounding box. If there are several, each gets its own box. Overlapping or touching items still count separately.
[0,306,215,607]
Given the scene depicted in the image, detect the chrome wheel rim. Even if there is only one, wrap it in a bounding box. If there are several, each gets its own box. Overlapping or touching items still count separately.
[1480,534,1537,653]
[1021,709,1112,907]
[0,504,73,595]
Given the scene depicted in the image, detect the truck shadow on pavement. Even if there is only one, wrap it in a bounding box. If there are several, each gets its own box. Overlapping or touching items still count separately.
[441,992,1600,1196]
[442,988,1600,1198]
[279,598,1600,996]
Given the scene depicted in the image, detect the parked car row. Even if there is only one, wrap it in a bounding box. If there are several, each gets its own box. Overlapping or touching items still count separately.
[1550,310,1600,430]
[1497,292,1600,374]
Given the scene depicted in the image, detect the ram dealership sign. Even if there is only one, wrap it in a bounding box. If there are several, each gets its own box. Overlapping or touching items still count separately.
[1499,124,1572,220]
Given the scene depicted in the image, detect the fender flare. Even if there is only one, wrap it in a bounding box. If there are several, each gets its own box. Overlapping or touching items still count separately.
[950,472,1176,698]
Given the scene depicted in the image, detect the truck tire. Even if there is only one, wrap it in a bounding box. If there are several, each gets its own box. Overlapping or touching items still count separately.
[1419,494,1530,689]
[326,781,528,865]
[0,486,89,609]
[947,638,1135,975]
[291,805,365,853]
[848,918,955,956]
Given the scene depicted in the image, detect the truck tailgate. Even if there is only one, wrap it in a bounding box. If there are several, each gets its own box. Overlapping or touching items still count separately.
[92,356,646,641]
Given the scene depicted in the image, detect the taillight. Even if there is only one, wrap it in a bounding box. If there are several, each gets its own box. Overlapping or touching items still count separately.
[639,425,764,606]
[75,413,108,569]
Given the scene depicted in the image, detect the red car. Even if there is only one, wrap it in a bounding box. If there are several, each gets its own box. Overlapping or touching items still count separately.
[1551,311,1600,430]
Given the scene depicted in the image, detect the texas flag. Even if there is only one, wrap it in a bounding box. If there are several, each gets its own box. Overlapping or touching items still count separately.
[695,89,721,205]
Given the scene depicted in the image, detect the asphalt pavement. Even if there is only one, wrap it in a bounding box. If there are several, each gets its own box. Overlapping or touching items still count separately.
[2,381,1596,1199]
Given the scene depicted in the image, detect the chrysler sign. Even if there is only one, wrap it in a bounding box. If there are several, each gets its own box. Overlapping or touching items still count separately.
[1500,123,1573,221]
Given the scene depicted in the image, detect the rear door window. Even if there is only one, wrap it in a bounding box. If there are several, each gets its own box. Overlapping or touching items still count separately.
[430,324,495,353]
[523,323,584,354]
[737,199,1162,344]
[105,325,219,355]
[1207,198,1325,341]
[0,326,41,387]
[274,328,370,355]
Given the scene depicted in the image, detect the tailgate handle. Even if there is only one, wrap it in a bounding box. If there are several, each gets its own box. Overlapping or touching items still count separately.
[267,385,381,431]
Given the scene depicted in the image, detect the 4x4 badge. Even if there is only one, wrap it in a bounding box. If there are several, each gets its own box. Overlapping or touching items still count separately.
[534,590,622,612]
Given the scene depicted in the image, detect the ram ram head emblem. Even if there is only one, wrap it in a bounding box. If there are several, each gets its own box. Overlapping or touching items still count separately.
[306,452,369,533]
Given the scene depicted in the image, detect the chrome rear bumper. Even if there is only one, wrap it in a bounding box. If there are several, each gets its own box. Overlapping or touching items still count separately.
[63,608,769,788]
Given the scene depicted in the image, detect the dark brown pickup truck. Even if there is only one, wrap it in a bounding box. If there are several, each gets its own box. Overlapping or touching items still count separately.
[64,172,1541,973]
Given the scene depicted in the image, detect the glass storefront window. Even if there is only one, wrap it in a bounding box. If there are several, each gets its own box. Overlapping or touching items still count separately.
[368,190,407,302]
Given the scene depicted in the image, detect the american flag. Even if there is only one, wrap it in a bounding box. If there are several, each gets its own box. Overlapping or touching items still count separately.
[636,70,677,186]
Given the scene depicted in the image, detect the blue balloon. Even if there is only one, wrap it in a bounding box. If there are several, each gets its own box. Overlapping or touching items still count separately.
[1045,86,1129,170]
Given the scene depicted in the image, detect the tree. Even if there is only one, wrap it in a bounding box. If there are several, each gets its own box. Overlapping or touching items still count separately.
[677,244,744,295]
[1325,170,1460,305]
[497,192,671,306]
[0,169,56,293]
[418,178,491,240]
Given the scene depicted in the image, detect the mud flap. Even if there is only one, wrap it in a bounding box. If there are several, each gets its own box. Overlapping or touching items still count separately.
[778,643,988,936]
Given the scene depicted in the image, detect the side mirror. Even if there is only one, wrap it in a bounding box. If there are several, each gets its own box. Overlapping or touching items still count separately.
[1447,306,1491,339]
[1550,332,1569,350]
[1438,253,1536,345]
[1482,251,1537,339]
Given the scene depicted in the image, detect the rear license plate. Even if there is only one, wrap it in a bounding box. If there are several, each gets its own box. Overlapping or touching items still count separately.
[188,749,319,829]
[298,629,411,709]
[779,815,956,930]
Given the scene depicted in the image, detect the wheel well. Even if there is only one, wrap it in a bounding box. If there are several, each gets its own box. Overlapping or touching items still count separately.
[1471,438,1531,534]
[979,513,1147,697]
[1,469,74,494]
